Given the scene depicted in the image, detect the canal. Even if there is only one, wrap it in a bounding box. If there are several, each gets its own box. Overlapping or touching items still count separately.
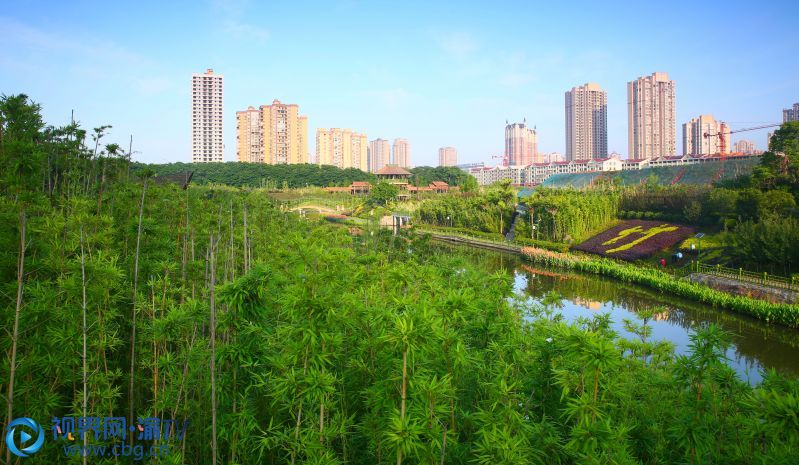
[444,244,799,384]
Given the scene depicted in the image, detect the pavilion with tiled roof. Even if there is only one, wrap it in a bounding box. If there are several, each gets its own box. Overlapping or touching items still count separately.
[375,165,411,179]
[375,165,412,187]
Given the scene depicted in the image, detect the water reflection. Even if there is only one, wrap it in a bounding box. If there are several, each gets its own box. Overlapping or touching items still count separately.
[446,244,799,384]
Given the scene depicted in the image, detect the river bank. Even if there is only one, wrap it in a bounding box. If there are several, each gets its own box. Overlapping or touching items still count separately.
[438,242,799,382]
[421,229,799,329]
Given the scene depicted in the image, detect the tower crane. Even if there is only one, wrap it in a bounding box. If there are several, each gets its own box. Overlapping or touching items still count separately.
[491,154,509,166]
[703,123,782,157]
[703,122,782,179]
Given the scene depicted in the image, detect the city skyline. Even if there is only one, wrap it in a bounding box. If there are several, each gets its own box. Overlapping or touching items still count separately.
[1,2,797,166]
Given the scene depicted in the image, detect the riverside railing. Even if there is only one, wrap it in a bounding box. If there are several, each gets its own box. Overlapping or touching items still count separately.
[693,262,799,292]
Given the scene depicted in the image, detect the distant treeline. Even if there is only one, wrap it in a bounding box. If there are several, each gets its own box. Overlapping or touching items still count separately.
[132,162,375,188]
[133,162,475,188]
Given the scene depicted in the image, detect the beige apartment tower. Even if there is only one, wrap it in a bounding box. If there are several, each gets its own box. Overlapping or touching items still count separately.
[505,121,538,165]
[627,72,676,159]
[316,128,368,171]
[683,114,730,155]
[438,147,458,167]
[565,83,607,161]
[733,140,757,155]
[368,138,391,172]
[260,100,308,164]
[236,106,262,162]
[393,138,410,168]
[191,69,224,162]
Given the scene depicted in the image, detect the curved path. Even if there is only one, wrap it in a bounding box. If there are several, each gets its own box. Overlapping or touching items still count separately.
[288,204,340,214]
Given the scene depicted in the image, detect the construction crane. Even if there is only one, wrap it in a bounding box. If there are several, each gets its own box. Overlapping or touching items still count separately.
[703,122,782,180]
[491,154,509,166]
[703,123,782,156]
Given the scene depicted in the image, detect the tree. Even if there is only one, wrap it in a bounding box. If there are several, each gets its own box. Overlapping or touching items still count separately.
[460,175,478,193]
[683,201,703,224]
[758,189,796,217]
[368,182,399,206]
[0,94,44,464]
[760,121,799,189]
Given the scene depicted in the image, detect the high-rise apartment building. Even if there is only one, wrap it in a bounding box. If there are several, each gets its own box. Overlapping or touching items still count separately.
[350,132,368,172]
[438,147,458,167]
[235,106,262,162]
[191,69,224,162]
[316,128,368,171]
[784,103,799,122]
[504,121,538,165]
[627,72,676,159]
[368,138,391,172]
[565,83,608,161]
[393,138,410,168]
[260,100,308,164]
[683,114,729,155]
[733,140,757,155]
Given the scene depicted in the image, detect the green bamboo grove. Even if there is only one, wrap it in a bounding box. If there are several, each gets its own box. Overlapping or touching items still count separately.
[415,180,517,235]
[521,189,620,244]
[2,95,799,464]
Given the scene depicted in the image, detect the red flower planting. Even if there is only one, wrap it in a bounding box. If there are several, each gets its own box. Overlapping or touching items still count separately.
[574,220,695,261]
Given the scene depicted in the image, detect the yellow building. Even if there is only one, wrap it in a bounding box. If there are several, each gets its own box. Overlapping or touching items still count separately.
[262,100,308,164]
[235,100,307,164]
[316,128,368,171]
[236,106,262,162]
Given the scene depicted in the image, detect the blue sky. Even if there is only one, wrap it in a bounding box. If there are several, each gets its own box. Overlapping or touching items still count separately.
[1,0,798,166]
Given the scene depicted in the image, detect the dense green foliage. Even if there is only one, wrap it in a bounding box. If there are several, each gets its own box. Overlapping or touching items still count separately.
[367,181,399,206]
[133,161,376,188]
[416,180,516,234]
[620,185,709,223]
[521,188,619,244]
[3,94,799,464]
[408,166,474,188]
[729,214,799,273]
[134,163,479,191]
[754,122,799,191]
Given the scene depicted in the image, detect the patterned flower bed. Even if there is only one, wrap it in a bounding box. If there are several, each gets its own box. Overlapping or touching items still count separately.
[573,220,695,261]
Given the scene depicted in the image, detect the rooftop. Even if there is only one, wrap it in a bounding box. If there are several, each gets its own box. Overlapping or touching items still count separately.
[375,165,412,176]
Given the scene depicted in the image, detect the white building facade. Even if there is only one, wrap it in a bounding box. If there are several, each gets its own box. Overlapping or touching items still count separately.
[191,69,224,162]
